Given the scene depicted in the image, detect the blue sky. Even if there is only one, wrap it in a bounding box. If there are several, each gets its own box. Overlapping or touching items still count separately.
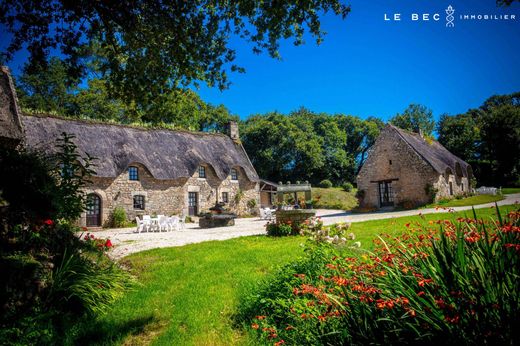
[196,0,520,121]
[2,0,520,122]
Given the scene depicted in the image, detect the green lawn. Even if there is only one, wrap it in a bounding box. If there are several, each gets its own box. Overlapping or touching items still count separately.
[67,205,517,345]
[423,194,504,208]
[312,187,358,210]
[502,187,520,194]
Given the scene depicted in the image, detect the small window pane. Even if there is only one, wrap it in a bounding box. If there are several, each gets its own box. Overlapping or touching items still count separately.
[199,166,206,178]
[222,192,229,203]
[231,168,238,180]
[133,195,145,210]
[129,166,139,181]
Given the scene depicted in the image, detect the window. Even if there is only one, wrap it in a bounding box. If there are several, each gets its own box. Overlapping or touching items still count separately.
[133,195,145,210]
[198,166,206,178]
[222,192,229,203]
[449,182,453,196]
[461,183,464,192]
[231,168,238,181]
[128,166,139,181]
[389,160,392,165]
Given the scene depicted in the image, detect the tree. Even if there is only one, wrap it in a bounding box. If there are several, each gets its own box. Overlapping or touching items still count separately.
[1,1,350,106]
[496,0,519,6]
[16,57,77,114]
[437,92,520,186]
[437,112,480,160]
[390,104,435,136]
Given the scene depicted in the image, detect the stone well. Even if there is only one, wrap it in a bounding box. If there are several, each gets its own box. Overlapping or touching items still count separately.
[275,209,316,226]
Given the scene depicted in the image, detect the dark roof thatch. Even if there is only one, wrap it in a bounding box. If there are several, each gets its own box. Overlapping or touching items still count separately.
[22,115,259,181]
[0,67,24,145]
[390,125,471,177]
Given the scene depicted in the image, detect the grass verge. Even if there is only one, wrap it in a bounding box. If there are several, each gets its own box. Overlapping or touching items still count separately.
[65,205,516,345]
[423,194,504,208]
[502,187,520,194]
[312,187,358,210]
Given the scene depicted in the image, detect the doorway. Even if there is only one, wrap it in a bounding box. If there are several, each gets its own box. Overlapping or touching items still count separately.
[188,192,198,216]
[86,193,102,227]
[378,181,394,207]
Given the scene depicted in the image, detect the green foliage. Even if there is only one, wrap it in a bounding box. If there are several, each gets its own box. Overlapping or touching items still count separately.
[0,141,132,345]
[111,207,127,228]
[48,248,134,316]
[246,199,257,209]
[437,92,520,186]
[319,179,333,188]
[241,208,520,345]
[16,57,239,131]
[341,182,354,192]
[1,1,350,105]
[241,110,382,185]
[390,103,435,136]
[266,221,297,237]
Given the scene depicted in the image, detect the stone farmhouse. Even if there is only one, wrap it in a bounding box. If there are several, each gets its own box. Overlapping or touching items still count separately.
[357,125,473,209]
[0,67,260,227]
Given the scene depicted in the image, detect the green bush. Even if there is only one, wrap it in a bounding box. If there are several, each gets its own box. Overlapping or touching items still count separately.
[242,207,520,345]
[341,182,354,192]
[111,206,127,228]
[0,136,133,345]
[266,221,297,236]
[319,179,333,188]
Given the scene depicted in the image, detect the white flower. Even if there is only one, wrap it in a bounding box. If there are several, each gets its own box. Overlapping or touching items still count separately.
[352,241,361,248]
[347,232,356,240]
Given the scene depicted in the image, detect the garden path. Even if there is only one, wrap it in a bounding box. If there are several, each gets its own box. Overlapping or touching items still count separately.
[96,193,519,259]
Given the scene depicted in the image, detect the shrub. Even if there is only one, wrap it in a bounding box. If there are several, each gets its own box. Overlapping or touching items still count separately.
[247,199,257,209]
[241,207,520,345]
[266,221,297,237]
[341,182,354,192]
[319,179,333,188]
[111,206,127,228]
[0,136,133,345]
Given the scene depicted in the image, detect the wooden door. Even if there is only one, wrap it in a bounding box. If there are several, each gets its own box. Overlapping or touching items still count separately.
[378,181,394,207]
[86,194,102,227]
[188,192,198,216]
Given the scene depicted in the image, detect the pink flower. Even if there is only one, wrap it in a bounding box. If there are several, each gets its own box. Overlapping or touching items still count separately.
[105,239,113,248]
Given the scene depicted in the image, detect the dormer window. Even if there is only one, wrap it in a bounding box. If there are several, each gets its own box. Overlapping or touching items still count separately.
[198,166,206,178]
[128,166,139,181]
[231,168,238,181]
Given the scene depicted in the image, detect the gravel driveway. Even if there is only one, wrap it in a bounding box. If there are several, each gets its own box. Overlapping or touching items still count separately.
[96,193,519,259]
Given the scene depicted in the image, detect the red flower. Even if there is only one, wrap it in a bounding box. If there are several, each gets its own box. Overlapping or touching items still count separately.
[274,339,285,345]
[256,315,266,320]
[43,219,54,226]
[251,323,259,330]
[417,291,425,297]
[105,239,113,248]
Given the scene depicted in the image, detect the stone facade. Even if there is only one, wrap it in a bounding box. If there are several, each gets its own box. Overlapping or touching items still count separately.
[0,67,24,148]
[79,163,260,227]
[357,125,472,209]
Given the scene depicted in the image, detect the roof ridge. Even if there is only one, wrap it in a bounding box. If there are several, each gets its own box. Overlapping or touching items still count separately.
[22,113,229,138]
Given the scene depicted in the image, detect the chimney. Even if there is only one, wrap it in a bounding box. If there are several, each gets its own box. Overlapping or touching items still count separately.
[227,121,239,140]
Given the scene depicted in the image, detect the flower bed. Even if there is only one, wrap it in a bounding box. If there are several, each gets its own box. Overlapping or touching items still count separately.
[241,208,520,345]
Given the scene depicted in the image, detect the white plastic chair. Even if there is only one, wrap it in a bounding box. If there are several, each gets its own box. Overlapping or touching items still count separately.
[178,215,186,229]
[158,215,170,232]
[168,216,180,231]
[135,217,148,233]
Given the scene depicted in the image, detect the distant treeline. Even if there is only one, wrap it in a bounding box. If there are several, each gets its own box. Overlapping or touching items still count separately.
[14,58,520,187]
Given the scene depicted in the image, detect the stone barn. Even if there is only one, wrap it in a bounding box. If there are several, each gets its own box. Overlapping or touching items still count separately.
[0,67,260,227]
[357,125,473,209]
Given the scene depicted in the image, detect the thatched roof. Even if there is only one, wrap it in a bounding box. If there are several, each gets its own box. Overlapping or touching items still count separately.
[22,115,259,181]
[390,125,471,178]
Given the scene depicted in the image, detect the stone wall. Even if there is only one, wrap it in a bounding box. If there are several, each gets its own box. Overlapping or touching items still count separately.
[80,163,259,227]
[357,127,470,208]
[0,67,24,147]
[357,128,439,208]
